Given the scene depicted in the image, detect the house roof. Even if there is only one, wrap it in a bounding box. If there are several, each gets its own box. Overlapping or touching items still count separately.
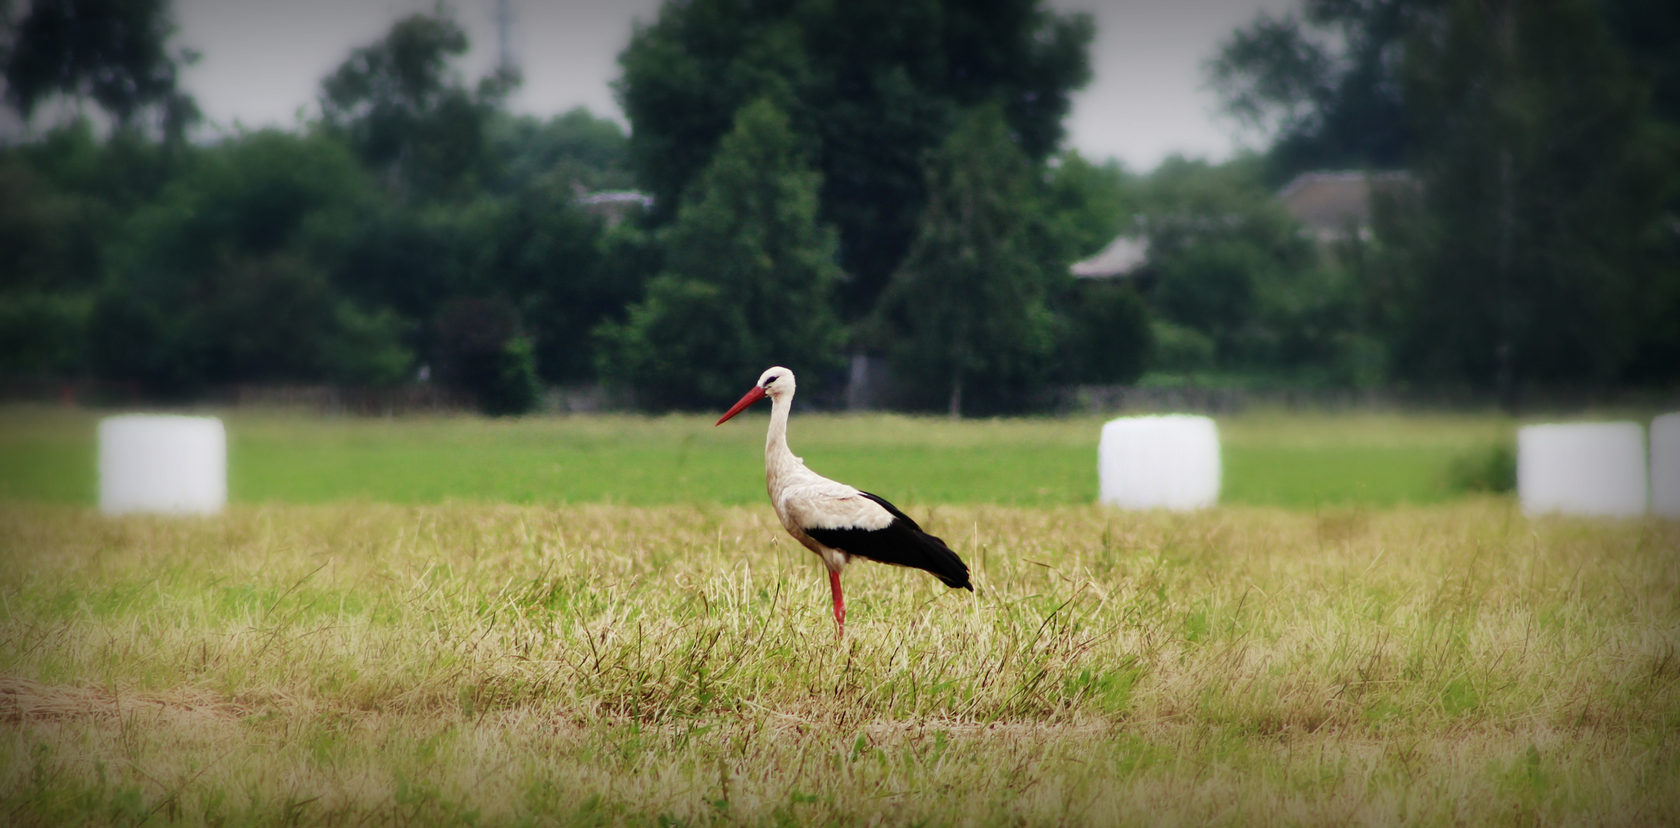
[1276,171,1413,238]
[1069,233,1149,279]
[576,190,653,209]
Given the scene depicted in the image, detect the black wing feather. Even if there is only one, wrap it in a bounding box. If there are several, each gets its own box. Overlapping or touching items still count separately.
[805,491,972,590]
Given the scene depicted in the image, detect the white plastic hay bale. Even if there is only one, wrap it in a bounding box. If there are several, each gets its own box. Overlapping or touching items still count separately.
[99,414,226,516]
[1516,422,1646,518]
[1098,415,1220,510]
[1652,413,1680,519]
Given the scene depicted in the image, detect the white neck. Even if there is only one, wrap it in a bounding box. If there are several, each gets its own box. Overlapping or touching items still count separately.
[764,392,801,485]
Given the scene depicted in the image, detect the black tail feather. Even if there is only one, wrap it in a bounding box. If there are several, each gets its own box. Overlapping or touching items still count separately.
[806,491,973,591]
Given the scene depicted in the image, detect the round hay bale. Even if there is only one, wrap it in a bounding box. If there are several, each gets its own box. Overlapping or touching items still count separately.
[98,414,226,516]
[1098,415,1220,510]
[1652,413,1680,520]
[1516,422,1647,518]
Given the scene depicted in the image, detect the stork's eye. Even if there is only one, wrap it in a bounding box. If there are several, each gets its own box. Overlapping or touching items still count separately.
[764,376,779,386]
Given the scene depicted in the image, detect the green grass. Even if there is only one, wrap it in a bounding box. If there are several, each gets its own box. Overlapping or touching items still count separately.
[0,406,1517,508]
[1,500,1675,824]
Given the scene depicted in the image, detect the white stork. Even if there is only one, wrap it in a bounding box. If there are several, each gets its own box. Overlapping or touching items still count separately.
[715,366,972,635]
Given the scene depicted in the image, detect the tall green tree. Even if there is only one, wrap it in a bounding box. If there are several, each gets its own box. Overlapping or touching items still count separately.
[486,107,634,195]
[1129,157,1335,374]
[1040,150,1135,266]
[1386,0,1667,401]
[3,0,199,140]
[1207,0,1443,183]
[598,99,846,409]
[487,180,631,384]
[89,130,410,391]
[616,0,1092,317]
[318,11,513,201]
[873,105,1058,416]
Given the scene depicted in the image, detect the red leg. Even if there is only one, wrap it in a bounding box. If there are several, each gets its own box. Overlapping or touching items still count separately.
[828,569,845,637]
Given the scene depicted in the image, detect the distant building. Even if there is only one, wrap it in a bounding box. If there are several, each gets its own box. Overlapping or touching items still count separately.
[576,190,653,227]
[1070,233,1150,281]
[1275,170,1415,242]
[1069,170,1418,279]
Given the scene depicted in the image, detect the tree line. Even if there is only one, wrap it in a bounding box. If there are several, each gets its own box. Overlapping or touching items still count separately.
[1,0,1674,415]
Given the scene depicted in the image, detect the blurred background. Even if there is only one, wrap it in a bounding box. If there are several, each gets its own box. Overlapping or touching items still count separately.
[1,0,1675,418]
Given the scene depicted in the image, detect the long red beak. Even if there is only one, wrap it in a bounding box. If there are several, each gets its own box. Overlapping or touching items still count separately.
[715,385,767,425]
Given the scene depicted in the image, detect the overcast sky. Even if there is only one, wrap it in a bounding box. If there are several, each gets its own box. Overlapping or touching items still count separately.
[170,0,1292,172]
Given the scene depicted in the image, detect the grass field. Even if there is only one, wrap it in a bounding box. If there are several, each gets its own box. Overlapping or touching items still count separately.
[2,405,1676,824]
[1,500,1676,824]
[0,406,1520,507]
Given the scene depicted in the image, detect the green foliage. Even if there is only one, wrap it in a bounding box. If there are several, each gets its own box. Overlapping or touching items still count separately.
[1059,282,1152,384]
[0,8,641,397]
[481,335,542,417]
[123,129,373,266]
[432,296,538,415]
[617,0,1094,316]
[1385,0,1669,393]
[85,130,411,391]
[1149,319,1216,374]
[597,275,746,409]
[1132,157,1337,373]
[1208,0,1434,182]
[1210,0,1678,394]
[0,290,89,378]
[1442,442,1516,495]
[318,10,513,202]
[600,99,845,409]
[333,202,469,326]
[488,182,627,384]
[4,0,1667,405]
[1152,243,1260,360]
[0,152,110,292]
[1041,151,1135,266]
[875,105,1059,415]
[89,255,412,393]
[2,0,200,138]
[321,304,413,387]
[487,107,634,195]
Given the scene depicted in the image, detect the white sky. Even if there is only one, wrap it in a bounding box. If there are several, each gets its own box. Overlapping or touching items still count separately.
[169,0,1292,172]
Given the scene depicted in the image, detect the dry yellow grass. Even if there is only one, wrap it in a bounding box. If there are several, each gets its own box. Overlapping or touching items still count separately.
[1,500,1676,825]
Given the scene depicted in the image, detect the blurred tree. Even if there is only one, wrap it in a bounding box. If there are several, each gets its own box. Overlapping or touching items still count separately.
[1131,157,1327,373]
[330,185,629,391]
[488,180,630,384]
[873,105,1058,416]
[0,289,88,379]
[1601,0,1680,383]
[617,0,1092,317]
[1060,281,1152,385]
[432,296,539,415]
[1602,0,1680,126]
[1040,150,1135,266]
[318,11,514,201]
[0,115,198,382]
[1039,151,1151,387]
[486,107,634,195]
[333,204,466,332]
[1149,319,1216,374]
[1207,0,1444,183]
[0,149,108,292]
[598,99,845,409]
[3,0,200,141]
[1385,0,1668,401]
[89,130,410,391]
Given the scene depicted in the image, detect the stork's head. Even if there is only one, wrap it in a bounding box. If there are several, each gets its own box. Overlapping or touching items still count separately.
[715,366,795,425]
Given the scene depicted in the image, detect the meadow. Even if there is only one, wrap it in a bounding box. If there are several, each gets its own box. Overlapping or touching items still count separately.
[1,406,1676,825]
[0,405,1520,508]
